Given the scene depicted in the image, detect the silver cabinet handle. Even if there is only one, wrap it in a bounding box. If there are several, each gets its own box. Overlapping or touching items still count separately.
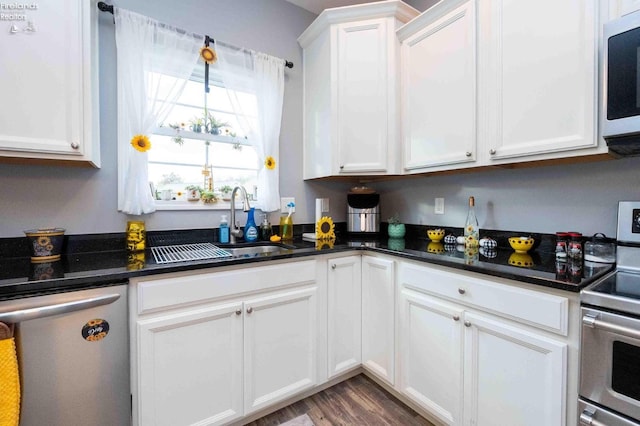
[331,264,337,270]
[579,408,608,426]
[0,293,120,323]
[70,142,80,150]
[465,151,472,157]
[489,149,496,155]
[235,310,242,316]
[458,288,466,295]
[453,315,460,321]
[464,321,471,327]
[246,307,253,314]
[582,314,640,340]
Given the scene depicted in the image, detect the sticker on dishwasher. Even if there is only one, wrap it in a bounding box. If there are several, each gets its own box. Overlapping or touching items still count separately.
[81,319,110,342]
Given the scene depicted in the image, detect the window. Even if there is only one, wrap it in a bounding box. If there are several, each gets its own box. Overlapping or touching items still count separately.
[148,65,259,210]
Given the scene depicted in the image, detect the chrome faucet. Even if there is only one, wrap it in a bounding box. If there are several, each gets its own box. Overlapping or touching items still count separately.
[229,186,251,244]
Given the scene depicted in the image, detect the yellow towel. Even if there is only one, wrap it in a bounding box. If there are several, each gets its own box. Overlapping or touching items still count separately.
[0,337,20,426]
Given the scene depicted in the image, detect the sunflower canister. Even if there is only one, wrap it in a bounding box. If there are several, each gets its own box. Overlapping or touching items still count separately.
[24,228,65,262]
[126,221,146,252]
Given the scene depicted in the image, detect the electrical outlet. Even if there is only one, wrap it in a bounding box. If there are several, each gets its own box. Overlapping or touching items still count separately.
[435,198,445,214]
[281,197,295,213]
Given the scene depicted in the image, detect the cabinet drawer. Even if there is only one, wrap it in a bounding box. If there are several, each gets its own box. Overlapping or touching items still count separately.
[134,260,316,314]
[399,262,569,335]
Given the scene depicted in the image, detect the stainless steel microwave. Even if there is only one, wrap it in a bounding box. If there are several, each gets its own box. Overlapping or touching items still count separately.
[603,10,640,156]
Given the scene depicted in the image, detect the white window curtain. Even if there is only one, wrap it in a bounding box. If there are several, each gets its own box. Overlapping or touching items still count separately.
[114,8,202,215]
[215,45,285,213]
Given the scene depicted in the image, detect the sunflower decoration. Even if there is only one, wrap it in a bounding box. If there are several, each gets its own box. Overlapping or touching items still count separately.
[264,156,276,170]
[316,238,335,251]
[316,216,335,240]
[200,45,217,64]
[130,134,151,152]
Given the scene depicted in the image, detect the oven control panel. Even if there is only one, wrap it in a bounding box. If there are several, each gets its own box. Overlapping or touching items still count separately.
[618,202,640,243]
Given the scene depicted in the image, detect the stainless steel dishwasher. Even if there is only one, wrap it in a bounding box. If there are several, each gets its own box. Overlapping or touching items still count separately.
[0,284,129,426]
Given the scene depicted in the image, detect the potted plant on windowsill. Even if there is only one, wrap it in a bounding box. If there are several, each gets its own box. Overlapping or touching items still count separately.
[185,185,203,201]
[219,185,233,201]
[189,116,204,133]
[387,213,406,238]
[201,191,218,204]
[206,113,229,135]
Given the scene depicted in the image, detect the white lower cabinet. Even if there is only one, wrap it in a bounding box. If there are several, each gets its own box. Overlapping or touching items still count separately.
[398,287,464,425]
[327,255,362,378]
[397,261,570,426]
[243,287,318,414]
[361,255,396,385]
[137,302,244,426]
[462,312,566,426]
[130,254,577,426]
[130,260,320,426]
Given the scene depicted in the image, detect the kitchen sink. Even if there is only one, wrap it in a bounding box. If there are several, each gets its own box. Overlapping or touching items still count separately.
[226,244,292,257]
[151,242,294,264]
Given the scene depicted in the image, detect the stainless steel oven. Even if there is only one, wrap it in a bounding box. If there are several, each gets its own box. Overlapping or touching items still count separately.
[580,202,640,425]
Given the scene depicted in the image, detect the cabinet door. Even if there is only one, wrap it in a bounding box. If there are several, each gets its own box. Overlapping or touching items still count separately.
[481,0,599,162]
[400,0,477,172]
[244,286,318,414]
[398,287,464,425]
[361,256,395,385]
[327,255,362,378]
[336,18,392,174]
[136,302,244,426]
[0,0,99,165]
[463,312,567,426]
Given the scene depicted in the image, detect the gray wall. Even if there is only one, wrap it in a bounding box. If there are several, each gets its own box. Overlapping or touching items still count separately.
[1,0,639,240]
[374,157,640,238]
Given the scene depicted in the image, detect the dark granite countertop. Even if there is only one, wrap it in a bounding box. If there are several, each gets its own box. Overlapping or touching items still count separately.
[0,228,614,300]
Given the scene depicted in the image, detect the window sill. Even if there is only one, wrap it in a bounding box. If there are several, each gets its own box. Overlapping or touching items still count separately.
[154,200,245,211]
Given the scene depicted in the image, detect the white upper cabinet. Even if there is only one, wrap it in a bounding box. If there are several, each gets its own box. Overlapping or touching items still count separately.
[479,0,605,164]
[397,0,608,174]
[398,0,477,173]
[0,0,100,167]
[298,1,419,179]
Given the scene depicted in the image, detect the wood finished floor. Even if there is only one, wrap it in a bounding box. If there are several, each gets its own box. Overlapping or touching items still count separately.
[245,374,435,426]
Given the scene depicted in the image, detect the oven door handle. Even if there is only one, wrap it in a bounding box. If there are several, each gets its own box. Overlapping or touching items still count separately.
[579,407,609,426]
[0,293,121,323]
[583,313,640,340]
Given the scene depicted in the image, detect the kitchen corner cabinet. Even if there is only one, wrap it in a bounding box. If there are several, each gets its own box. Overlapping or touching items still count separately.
[397,261,572,426]
[361,255,396,385]
[398,0,478,173]
[129,260,320,426]
[0,0,100,167]
[298,1,419,179]
[327,255,362,378]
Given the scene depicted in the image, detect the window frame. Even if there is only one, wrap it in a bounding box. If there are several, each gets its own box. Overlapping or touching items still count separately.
[147,67,260,211]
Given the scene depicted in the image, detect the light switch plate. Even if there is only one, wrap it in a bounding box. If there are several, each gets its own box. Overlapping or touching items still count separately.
[435,198,445,214]
[281,197,295,213]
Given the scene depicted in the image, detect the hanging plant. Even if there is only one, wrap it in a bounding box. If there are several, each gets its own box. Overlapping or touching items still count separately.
[168,123,184,145]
